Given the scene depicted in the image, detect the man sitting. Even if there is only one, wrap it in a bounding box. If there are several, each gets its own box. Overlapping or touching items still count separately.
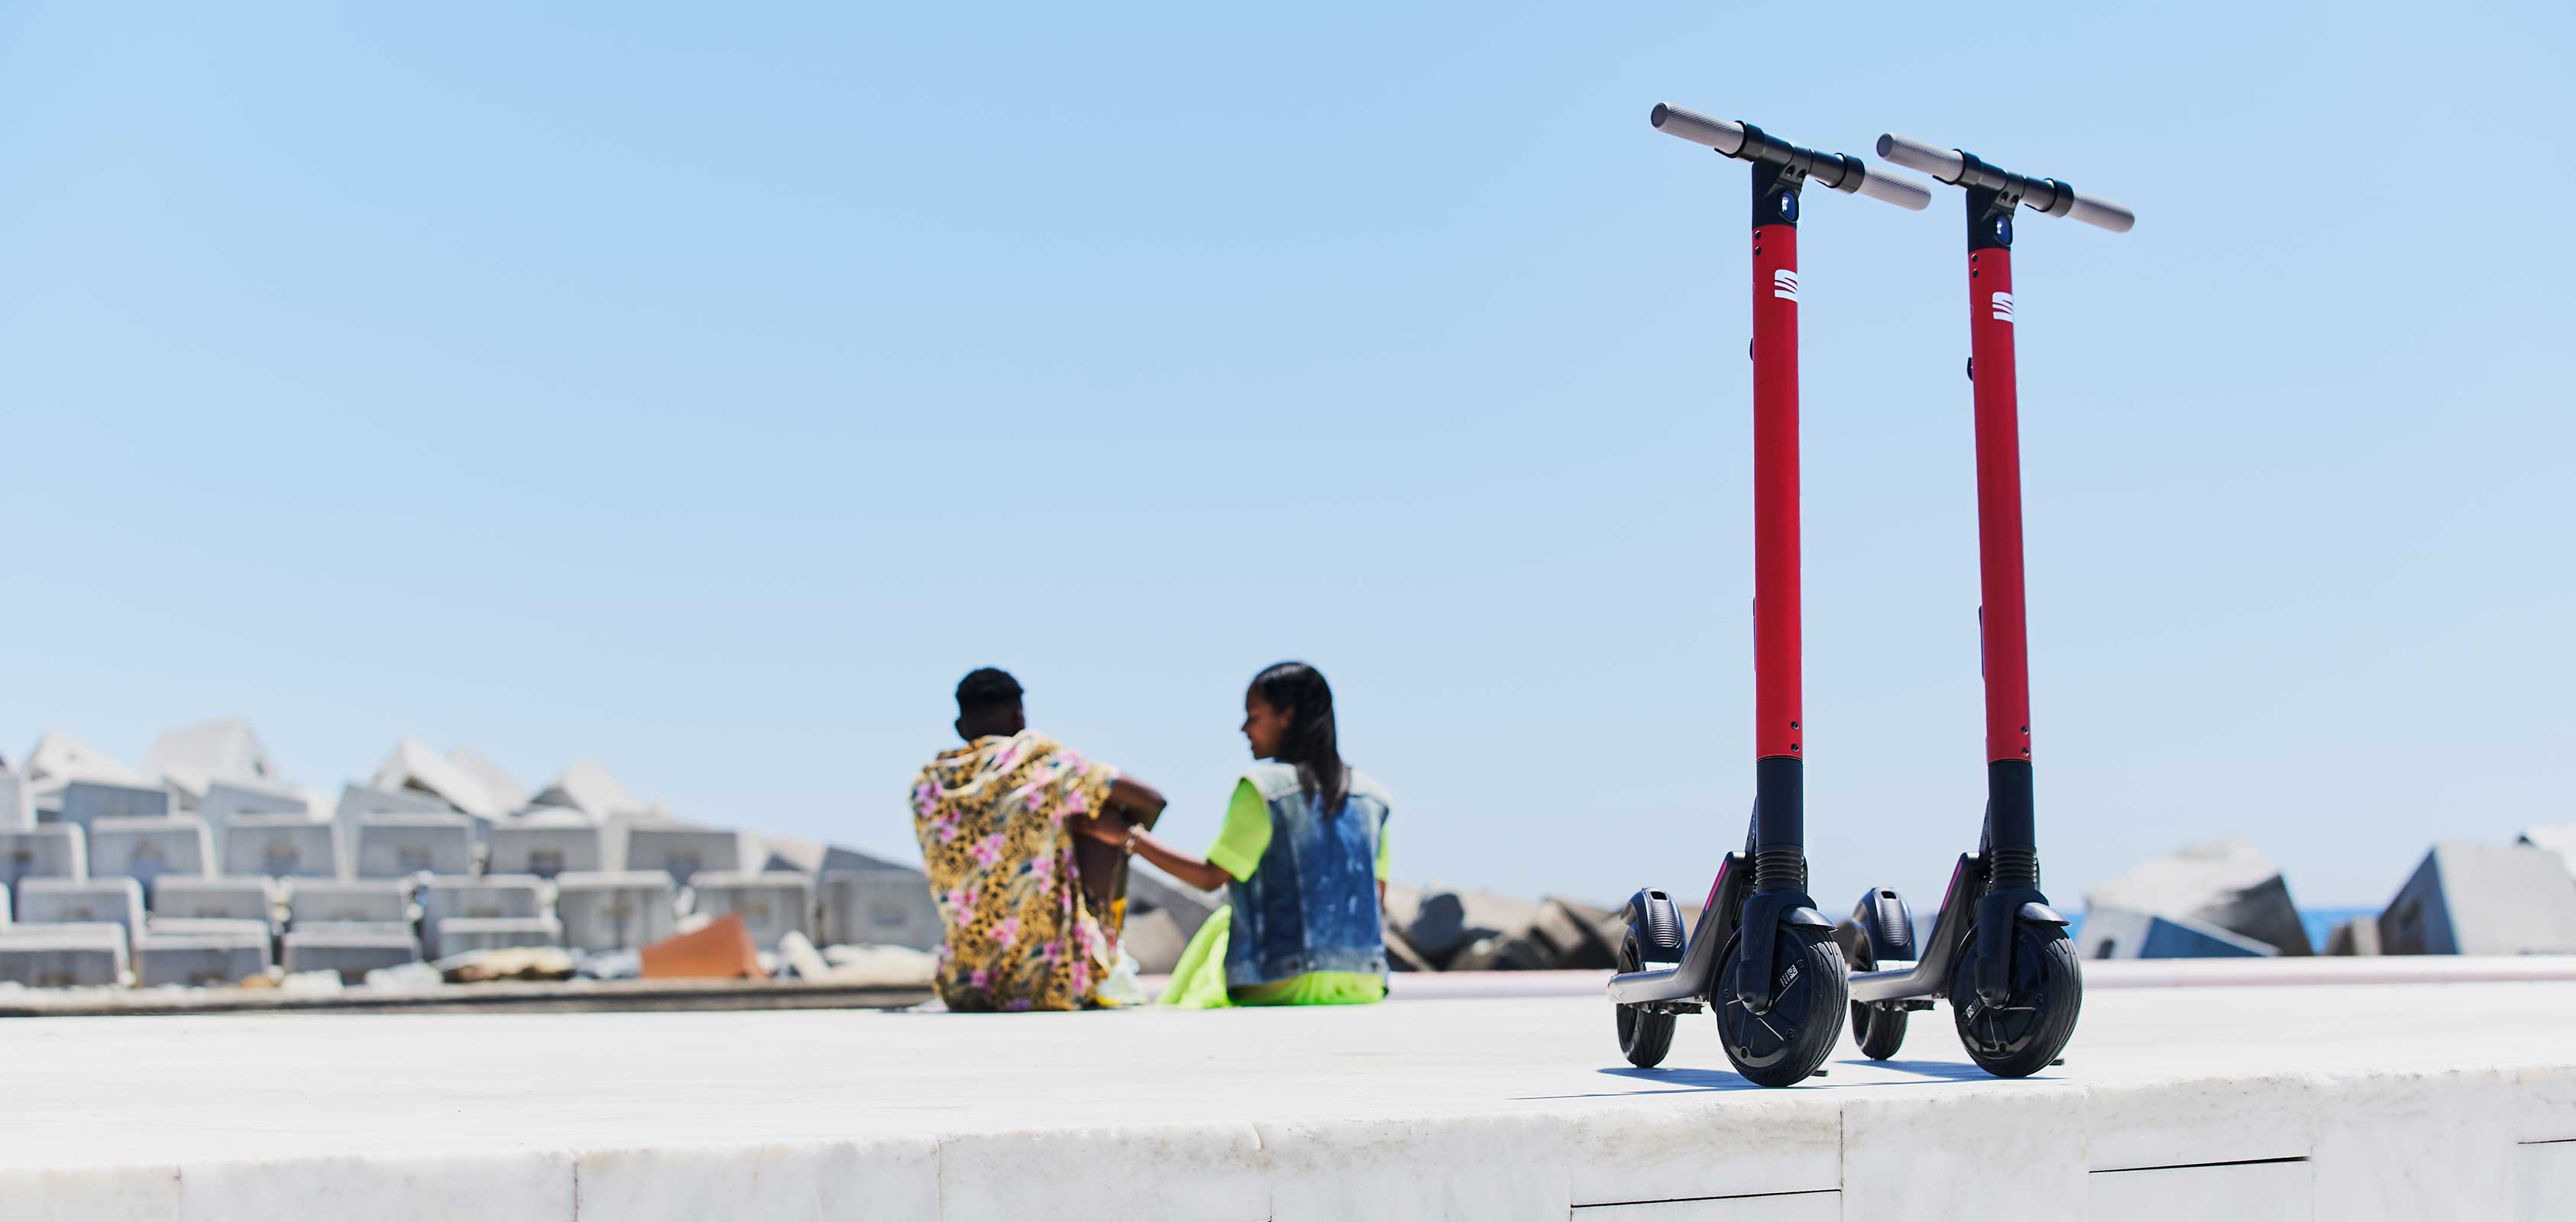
[908,668,1165,1010]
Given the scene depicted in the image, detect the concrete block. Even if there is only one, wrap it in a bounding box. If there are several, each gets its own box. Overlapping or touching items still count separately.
[222,814,340,879]
[2325,916,2383,956]
[625,826,740,885]
[2,826,88,898]
[555,871,677,952]
[17,877,145,945]
[282,927,422,982]
[1122,907,1189,975]
[434,916,562,956]
[2077,906,2277,959]
[147,916,269,936]
[1841,1085,2089,1215]
[1128,863,1221,945]
[485,823,603,878]
[0,769,31,830]
[2084,838,2312,955]
[2380,842,2576,955]
[0,923,128,986]
[171,1148,574,1221]
[56,781,171,831]
[1531,897,1620,969]
[761,837,914,877]
[1571,1194,1839,1221]
[149,876,277,924]
[2523,1140,2576,1221]
[688,871,814,950]
[1259,1112,1568,1220]
[134,927,272,986]
[419,875,546,958]
[2311,1068,2516,1220]
[817,869,941,950]
[290,920,417,939]
[199,781,311,865]
[287,879,412,926]
[1407,886,1542,965]
[86,816,213,891]
[199,780,309,824]
[354,814,474,878]
[936,1123,1268,1222]
[2086,1161,2311,1220]
[1557,1091,1842,1207]
[2519,823,2576,876]
[572,1137,940,1222]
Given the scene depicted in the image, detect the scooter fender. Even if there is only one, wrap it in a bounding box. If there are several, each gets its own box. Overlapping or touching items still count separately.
[2018,902,2068,926]
[1725,889,1830,1012]
[1971,886,2053,1005]
[1623,889,1687,962]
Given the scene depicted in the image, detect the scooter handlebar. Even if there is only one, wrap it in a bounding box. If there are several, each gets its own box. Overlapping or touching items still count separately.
[2058,190,2136,234]
[1649,102,1746,156]
[1848,164,1932,212]
[1873,132,1966,183]
[1876,131,2137,234]
[1655,103,1930,211]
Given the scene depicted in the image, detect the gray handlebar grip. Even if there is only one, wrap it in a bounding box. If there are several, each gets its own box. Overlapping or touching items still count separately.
[1851,165,1932,211]
[2063,190,2136,234]
[1875,132,1966,183]
[1649,102,1746,156]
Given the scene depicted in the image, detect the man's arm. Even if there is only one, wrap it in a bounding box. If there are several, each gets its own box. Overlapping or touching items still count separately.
[1108,776,1167,824]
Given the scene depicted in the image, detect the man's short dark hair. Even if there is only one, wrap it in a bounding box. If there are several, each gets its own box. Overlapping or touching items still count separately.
[955,668,1024,715]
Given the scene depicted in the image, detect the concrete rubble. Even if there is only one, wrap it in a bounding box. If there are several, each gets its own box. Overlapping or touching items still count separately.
[2083,839,2312,956]
[2377,842,2576,955]
[13,719,2576,996]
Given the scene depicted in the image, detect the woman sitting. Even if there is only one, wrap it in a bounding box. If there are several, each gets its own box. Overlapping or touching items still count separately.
[1088,661,1393,1007]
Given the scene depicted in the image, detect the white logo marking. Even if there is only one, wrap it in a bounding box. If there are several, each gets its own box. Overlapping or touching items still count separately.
[1991,291,2014,322]
[1773,269,1798,302]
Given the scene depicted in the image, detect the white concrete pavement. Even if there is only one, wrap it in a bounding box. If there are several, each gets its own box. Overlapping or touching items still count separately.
[4,978,2574,1220]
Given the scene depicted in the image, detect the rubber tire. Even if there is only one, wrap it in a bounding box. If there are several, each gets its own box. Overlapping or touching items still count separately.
[1841,933,1908,1061]
[1949,923,2082,1078]
[1616,928,1677,1068]
[1850,1004,1908,1060]
[1714,923,1847,1088]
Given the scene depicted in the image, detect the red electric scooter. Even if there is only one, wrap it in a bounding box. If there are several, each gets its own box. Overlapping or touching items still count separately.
[1833,133,2136,1076]
[1607,104,1929,1087]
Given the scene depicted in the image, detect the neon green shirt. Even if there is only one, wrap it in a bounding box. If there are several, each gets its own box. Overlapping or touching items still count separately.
[1202,777,1390,1006]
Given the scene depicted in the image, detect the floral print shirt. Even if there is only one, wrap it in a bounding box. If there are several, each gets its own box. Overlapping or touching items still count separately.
[910,730,1121,1011]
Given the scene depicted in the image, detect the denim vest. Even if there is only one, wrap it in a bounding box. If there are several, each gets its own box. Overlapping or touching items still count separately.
[1224,762,1392,988]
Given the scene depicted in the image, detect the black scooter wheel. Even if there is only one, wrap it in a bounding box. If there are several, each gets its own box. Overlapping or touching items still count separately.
[1714,924,1847,1088]
[1849,1002,1908,1060]
[1948,922,2082,1078]
[1840,933,1908,1061]
[1615,929,1677,1068]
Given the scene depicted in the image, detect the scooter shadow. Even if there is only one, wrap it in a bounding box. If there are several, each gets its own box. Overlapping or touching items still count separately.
[1517,1059,1997,1100]
[1516,1067,1775,1098]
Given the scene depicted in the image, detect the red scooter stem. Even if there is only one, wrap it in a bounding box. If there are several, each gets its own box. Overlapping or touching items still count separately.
[1752,223,1802,764]
[1969,246,2032,765]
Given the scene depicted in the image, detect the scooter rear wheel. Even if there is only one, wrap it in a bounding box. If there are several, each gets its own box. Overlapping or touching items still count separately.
[1714,924,1847,1088]
[1948,922,2082,1078]
[1615,929,1677,1068]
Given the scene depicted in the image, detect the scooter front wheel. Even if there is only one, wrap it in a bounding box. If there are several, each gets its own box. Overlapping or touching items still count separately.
[1948,922,2082,1078]
[1714,924,1847,1088]
[1614,929,1677,1068]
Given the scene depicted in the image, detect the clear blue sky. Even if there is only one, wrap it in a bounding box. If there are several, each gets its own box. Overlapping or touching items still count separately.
[4,4,2570,910]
